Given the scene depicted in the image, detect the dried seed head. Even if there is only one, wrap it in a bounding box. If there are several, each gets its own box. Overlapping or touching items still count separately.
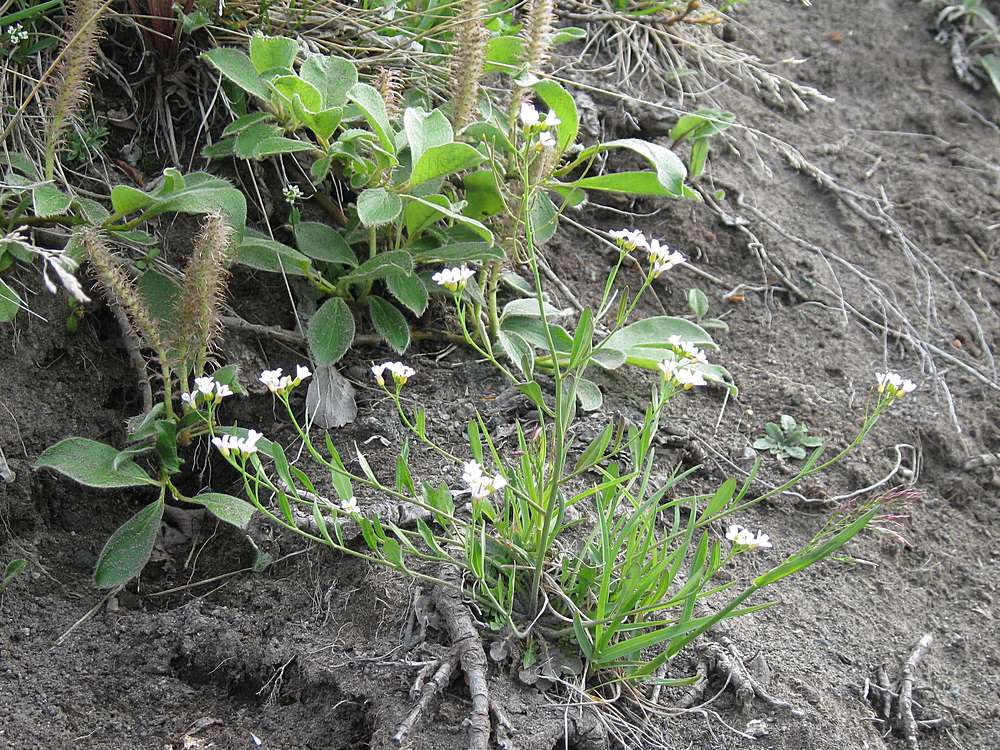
[522,0,555,75]
[176,213,234,375]
[376,67,404,120]
[449,2,490,130]
[44,0,107,180]
[81,229,162,350]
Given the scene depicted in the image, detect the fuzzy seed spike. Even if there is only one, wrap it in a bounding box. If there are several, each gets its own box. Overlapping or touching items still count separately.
[81,230,163,351]
[376,67,404,121]
[176,213,234,376]
[43,0,107,181]
[522,0,556,76]
[449,1,490,130]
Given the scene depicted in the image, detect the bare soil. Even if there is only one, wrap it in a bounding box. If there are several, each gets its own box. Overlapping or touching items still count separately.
[2,1,999,749]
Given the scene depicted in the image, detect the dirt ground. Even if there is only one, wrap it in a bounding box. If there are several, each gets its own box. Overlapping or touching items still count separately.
[2,1,999,748]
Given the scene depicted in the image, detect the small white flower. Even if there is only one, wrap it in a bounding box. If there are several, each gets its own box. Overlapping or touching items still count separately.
[667,335,707,364]
[538,130,556,149]
[294,365,312,384]
[658,357,708,389]
[7,24,28,45]
[340,496,360,514]
[181,392,197,408]
[876,371,916,400]
[260,368,292,395]
[648,239,685,277]
[726,524,772,551]
[514,72,540,88]
[543,110,561,128]
[519,102,541,128]
[213,382,233,401]
[432,266,476,292]
[461,459,506,499]
[212,430,263,458]
[674,367,708,389]
[609,229,648,251]
[194,376,215,395]
[282,184,303,205]
[373,361,415,387]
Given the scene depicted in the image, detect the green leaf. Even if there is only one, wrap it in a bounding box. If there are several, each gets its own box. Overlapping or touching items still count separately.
[253,136,315,158]
[485,35,525,72]
[236,235,313,276]
[412,242,504,264]
[270,75,323,113]
[339,250,413,284]
[462,170,505,219]
[400,195,495,243]
[403,194,452,237]
[308,297,355,365]
[110,185,154,215]
[408,142,484,187]
[386,272,428,315]
[94,497,164,588]
[201,48,270,100]
[368,295,410,353]
[552,27,587,45]
[669,108,734,141]
[571,139,687,197]
[687,288,709,318]
[0,278,23,322]
[188,493,254,529]
[249,34,298,74]
[529,191,558,244]
[147,172,247,230]
[532,79,579,153]
[293,222,358,265]
[347,82,395,151]
[689,138,709,180]
[982,54,1000,98]
[222,111,273,136]
[357,187,403,227]
[32,185,72,217]
[2,559,26,590]
[35,437,158,488]
[403,107,454,169]
[604,316,718,354]
[497,329,534,378]
[302,108,343,141]
[300,54,358,108]
[569,171,682,197]
[234,122,284,159]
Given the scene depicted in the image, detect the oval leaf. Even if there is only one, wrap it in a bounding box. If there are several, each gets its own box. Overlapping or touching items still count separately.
[35,437,158,488]
[368,295,410,353]
[408,142,484,187]
[189,492,255,529]
[385,272,428,316]
[358,187,403,227]
[94,498,164,589]
[308,297,355,365]
[293,222,358,265]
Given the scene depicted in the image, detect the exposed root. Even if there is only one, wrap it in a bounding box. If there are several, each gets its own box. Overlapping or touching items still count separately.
[393,648,460,745]
[434,567,492,750]
[675,633,805,718]
[864,633,947,750]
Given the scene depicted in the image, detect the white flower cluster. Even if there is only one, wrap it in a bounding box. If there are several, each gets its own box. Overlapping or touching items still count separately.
[372,361,415,387]
[726,524,772,551]
[181,376,233,408]
[876,372,916,402]
[608,229,685,278]
[432,266,475,292]
[657,335,709,389]
[519,102,560,149]
[462,460,508,500]
[282,184,303,205]
[7,24,29,45]
[212,429,263,459]
[259,365,311,396]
